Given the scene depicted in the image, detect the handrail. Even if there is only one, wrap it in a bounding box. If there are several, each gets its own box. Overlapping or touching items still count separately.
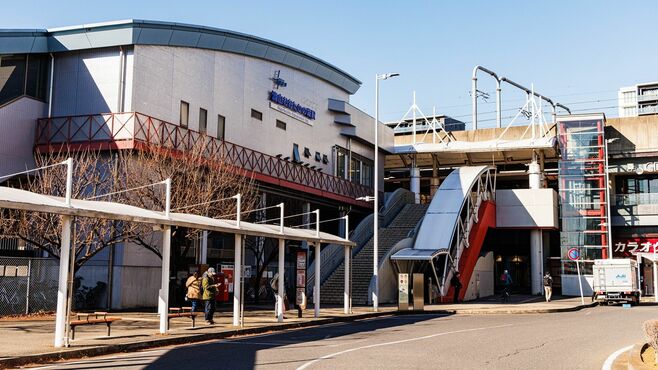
[307,189,416,290]
[34,112,372,202]
[439,168,495,296]
[381,188,415,227]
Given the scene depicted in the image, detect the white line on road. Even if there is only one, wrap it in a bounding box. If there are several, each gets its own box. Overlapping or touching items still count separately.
[601,344,633,370]
[296,323,513,370]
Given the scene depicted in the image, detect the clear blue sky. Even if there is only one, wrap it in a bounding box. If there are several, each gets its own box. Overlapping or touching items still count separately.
[4,1,657,126]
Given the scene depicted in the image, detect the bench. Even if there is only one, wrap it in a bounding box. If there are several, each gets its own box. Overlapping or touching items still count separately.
[168,307,199,328]
[69,312,122,340]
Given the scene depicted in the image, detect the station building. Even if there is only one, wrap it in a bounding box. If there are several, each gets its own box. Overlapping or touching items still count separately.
[0,20,391,309]
[1,20,657,313]
[380,111,658,301]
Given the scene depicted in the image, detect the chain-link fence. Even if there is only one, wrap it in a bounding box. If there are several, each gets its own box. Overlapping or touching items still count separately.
[0,257,59,315]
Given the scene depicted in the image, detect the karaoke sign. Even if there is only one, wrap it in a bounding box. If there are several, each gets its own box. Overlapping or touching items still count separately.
[613,238,658,257]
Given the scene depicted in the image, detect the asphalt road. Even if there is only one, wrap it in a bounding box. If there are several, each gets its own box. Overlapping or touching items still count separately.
[30,304,658,370]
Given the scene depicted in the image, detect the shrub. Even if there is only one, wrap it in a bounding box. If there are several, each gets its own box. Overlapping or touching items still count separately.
[643,319,658,364]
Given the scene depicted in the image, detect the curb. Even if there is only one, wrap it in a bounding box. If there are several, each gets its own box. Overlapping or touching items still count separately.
[0,303,597,369]
[424,301,598,315]
[0,311,397,369]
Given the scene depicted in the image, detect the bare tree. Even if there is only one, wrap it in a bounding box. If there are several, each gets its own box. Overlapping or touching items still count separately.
[0,149,135,270]
[0,136,259,271]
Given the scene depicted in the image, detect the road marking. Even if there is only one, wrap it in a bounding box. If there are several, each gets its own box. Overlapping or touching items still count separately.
[585,310,592,316]
[296,324,513,370]
[601,344,633,370]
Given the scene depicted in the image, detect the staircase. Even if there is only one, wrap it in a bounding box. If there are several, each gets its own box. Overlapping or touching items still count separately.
[320,204,429,305]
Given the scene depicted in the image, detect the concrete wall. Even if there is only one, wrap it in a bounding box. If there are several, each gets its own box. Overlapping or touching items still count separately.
[495,189,558,228]
[607,116,658,156]
[463,251,495,301]
[52,47,133,116]
[0,97,46,176]
[130,45,388,175]
[562,274,593,297]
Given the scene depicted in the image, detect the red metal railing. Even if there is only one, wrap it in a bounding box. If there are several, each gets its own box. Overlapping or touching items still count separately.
[35,112,372,207]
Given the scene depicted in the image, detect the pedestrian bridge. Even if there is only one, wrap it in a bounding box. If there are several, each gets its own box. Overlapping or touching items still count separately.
[391,165,496,300]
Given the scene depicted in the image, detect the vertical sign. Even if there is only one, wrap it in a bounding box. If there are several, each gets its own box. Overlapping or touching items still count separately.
[398,273,409,311]
[296,251,307,308]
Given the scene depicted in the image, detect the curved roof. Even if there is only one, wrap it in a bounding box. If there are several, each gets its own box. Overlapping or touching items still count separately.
[0,19,361,94]
[391,165,492,261]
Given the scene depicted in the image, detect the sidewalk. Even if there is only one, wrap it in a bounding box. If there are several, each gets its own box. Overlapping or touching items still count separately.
[424,294,597,314]
[0,296,595,368]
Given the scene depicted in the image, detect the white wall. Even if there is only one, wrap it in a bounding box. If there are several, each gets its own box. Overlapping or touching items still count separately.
[464,251,495,301]
[52,47,133,116]
[496,189,558,228]
[562,274,593,297]
[0,97,46,176]
[130,45,384,175]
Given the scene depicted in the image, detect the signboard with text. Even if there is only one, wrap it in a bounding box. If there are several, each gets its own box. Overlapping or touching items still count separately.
[613,238,658,258]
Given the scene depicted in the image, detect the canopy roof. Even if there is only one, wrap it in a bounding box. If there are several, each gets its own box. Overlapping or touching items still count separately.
[0,187,354,246]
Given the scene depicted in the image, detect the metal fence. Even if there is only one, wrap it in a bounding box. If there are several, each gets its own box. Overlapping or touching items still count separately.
[0,257,59,316]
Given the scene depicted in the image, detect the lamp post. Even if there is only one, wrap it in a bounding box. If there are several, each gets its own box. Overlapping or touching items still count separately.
[373,72,399,312]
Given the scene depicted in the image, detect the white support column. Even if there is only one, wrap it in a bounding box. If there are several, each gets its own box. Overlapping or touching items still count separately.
[233,234,242,326]
[430,157,440,198]
[314,242,321,318]
[200,231,208,264]
[159,226,172,334]
[653,260,658,303]
[529,154,543,295]
[344,246,350,314]
[410,158,420,204]
[54,216,72,348]
[277,238,285,322]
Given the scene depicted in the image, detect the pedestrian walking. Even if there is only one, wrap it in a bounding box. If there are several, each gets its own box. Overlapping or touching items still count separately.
[202,267,221,324]
[543,271,553,302]
[451,272,463,303]
[185,271,202,312]
[501,270,513,302]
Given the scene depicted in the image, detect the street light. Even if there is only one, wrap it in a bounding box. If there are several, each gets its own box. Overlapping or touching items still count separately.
[373,72,399,312]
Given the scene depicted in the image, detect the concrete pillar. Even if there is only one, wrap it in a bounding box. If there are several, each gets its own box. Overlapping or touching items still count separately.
[344,246,350,314]
[159,226,172,334]
[314,242,321,318]
[200,231,208,264]
[233,234,242,326]
[277,239,285,322]
[54,216,72,348]
[654,261,658,303]
[430,157,440,197]
[529,155,543,295]
[410,156,420,204]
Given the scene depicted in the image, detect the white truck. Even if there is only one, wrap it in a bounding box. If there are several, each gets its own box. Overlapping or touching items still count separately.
[592,259,641,305]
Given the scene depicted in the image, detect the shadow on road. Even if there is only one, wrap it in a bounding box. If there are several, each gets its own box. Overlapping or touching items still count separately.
[145,313,450,370]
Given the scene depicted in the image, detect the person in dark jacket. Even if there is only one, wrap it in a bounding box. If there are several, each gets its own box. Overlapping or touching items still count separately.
[202,268,221,324]
[451,272,463,303]
[543,272,553,302]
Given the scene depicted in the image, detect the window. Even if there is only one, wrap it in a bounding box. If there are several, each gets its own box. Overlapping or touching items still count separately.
[217,114,226,141]
[292,144,301,163]
[334,146,373,187]
[251,109,263,121]
[180,101,189,128]
[0,54,49,105]
[336,151,347,178]
[199,108,208,134]
[276,120,287,130]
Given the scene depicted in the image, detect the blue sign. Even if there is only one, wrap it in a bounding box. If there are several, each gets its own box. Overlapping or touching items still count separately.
[269,91,316,120]
[270,70,287,89]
